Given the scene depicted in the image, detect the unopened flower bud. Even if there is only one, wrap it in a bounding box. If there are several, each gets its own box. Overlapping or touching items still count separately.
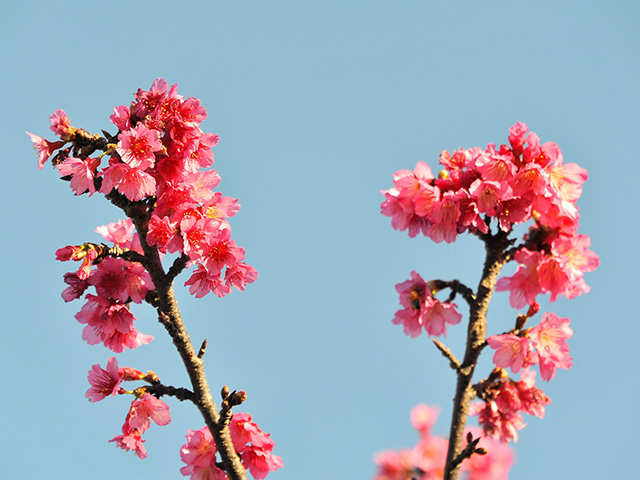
[221,385,230,400]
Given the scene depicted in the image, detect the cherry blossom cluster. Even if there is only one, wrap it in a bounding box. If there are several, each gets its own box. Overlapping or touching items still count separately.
[381,122,599,308]
[28,78,257,300]
[373,405,513,480]
[180,415,283,480]
[56,219,154,352]
[380,123,599,468]
[87,357,171,459]
[470,368,550,445]
[31,80,278,478]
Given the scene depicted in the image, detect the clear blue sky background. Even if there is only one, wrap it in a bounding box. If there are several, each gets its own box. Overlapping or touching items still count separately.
[1,1,638,479]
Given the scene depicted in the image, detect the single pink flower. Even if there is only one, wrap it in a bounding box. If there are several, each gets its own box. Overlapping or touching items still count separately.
[180,427,217,470]
[128,394,171,432]
[110,105,131,131]
[487,334,533,374]
[468,179,511,215]
[56,157,101,196]
[514,369,551,417]
[61,272,89,302]
[89,257,130,302]
[529,312,573,381]
[185,266,230,298]
[229,412,275,452]
[410,404,439,437]
[224,262,259,292]
[100,162,156,201]
[241,446,284,480]
[109,427,147,459]
[116,123,164,170]
[133,78,169,118]
[508,121,528,157]
[49,109,71,138]
[86,357,123,402]
[26,131,66,170]
[495,248,543,308]
[421,297,462,337]
[95,218,135,246]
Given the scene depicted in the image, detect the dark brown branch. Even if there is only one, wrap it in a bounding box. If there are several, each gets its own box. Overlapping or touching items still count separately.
[450,432,487,471]
[167,254,190,283]
[143,383,196,402]
[429,279,476,306]
[443,230,511,480]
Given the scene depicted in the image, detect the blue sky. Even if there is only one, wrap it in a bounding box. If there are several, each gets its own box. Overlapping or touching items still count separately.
[1,1,638,479]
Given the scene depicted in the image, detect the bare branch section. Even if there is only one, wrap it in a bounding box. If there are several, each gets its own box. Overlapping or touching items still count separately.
[432,339,461,372]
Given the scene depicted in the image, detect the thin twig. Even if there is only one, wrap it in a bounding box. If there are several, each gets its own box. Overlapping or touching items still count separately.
[432,340,461,371]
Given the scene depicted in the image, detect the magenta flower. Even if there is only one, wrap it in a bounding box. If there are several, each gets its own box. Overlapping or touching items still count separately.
[86,357,123,402]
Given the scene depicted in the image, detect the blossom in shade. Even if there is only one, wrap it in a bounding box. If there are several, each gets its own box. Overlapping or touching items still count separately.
[61,272,89,302]
[86,357,123,402]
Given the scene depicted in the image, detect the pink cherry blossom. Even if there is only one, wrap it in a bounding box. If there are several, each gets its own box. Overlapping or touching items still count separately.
[392,271,462,338]
[109,426,147,459]
[49,109,71,138]
[61,272,89,302]
[26,131,66,170]
[110,105,131,131]
[487,334,534,374]
[127,394,171,432]
[529,312,573,381]
[100,162,157,201]
[56,157,101,196]
[95,218,136,247]
[116,123,164,170]
[86,357,123,402]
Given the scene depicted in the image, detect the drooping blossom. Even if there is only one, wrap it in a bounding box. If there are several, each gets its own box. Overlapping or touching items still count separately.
[86,356,123,402]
